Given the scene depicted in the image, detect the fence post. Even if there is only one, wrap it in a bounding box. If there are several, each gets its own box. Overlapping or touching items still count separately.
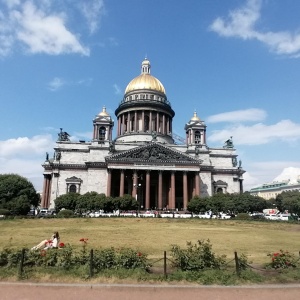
[163,251,167,278]
[234,251,240,276]
[18,248,25,277]
[89,249,94,278]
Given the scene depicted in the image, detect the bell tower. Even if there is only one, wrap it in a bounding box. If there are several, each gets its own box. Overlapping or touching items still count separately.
[184,111,207,146]
[93,106,114,142]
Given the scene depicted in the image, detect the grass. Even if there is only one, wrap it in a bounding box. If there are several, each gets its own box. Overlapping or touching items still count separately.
[1,217,300,265]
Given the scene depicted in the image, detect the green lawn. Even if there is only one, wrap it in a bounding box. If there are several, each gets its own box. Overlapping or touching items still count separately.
[1,218,299,264]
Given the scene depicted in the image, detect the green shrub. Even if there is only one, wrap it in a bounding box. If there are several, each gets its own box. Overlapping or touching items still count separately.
[267,250,297,269]
[0,247,12,266]
[238,253,252,270]
[93,248,116,270]
[116,248,148,270]
[57,209,74,218]
[170,239,226,271]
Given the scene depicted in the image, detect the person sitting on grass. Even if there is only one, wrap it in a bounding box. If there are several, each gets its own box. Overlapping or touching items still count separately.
[31,231,60,250]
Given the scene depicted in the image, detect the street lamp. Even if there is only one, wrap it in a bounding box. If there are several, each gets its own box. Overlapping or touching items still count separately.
[133,183,142,215]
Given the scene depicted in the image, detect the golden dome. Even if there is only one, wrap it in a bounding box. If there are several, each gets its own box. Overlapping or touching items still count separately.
[98,106,109,117]
[190,111,201,122]
[124,58,166,95]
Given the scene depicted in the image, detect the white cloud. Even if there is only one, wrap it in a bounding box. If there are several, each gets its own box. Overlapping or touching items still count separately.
[243,161,300,191]
[208,119,300,146]
[0,0,90,56]
[80,0,105,34]
[210,0,300,57]
[0,134,55,158]
[273,167,300,184]
[206,108,267,123]
[48,77,65,91]
[3,0,21,9]
[0,134,55,190]
[77,78,93,86]
[0,157,44,190]
[47,77,93,91]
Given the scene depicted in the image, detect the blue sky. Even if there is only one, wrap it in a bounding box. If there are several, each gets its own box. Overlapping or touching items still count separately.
[1,0,300,192]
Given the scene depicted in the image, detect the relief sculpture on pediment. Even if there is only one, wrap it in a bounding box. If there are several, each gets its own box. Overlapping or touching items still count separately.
[122,145,193,161]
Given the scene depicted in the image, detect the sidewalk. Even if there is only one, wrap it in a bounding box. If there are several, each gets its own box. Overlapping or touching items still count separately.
[1,282,300,300]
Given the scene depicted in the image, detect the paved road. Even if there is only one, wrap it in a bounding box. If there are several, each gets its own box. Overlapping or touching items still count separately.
[1,282,300,300]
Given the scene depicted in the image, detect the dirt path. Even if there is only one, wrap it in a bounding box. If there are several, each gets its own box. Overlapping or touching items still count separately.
[1,282,300,300]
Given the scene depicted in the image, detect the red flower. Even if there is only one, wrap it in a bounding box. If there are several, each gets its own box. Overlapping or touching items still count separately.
[273,253,279,257]
[59,242,65,248]
[137,252,142,257]
[40,250,46,257]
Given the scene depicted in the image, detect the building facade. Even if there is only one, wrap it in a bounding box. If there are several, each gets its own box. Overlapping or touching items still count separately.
[41,58,245,210]
[250,180,300,200]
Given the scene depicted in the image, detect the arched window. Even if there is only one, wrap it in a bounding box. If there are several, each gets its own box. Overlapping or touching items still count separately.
[99,127,106,140]
[69,184,77,193]
[195,130,201,144]
[216,188,223,193]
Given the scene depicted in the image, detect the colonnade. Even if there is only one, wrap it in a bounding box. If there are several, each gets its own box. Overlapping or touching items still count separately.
[41,174,52,208]
[117,110,172,136]
[107,169,200,210]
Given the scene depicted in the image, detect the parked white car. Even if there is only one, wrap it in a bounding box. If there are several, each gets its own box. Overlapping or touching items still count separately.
[277,214,290,221]
[264,214,279,220]
[140,211,155,217]
[198,212,212,219]
[160,212,175,218]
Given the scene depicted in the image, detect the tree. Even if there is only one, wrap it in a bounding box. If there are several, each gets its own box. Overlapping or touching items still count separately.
[187,196,208,214]
[117,194,138,211]
[0,174,40,215]
[54,193,80,211]
[76,192,101,213]
[280,191,300,215]
[187,192,267,215]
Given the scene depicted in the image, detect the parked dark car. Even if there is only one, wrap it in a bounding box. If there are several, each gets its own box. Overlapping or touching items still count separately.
[251,214,265,220]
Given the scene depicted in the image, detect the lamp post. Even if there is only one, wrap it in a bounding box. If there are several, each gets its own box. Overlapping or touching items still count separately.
[133,183,142,215]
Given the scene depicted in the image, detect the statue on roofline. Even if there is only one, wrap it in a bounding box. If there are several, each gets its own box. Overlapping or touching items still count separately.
[223,136,234,149]
[238,160,242,168]
[232,157,238,167]
[109,141,115,153]
[58,128,70,142]
[56,151,61,161]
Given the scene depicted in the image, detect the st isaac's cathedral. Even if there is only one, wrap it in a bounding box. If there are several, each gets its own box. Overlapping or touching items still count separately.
[41,58,245,210]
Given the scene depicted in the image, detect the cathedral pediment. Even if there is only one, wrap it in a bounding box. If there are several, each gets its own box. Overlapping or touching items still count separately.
[106,143,201,164]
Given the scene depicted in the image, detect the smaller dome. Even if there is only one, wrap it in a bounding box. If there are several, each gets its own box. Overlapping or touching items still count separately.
[190,111,200,122]
[98,106,109,117]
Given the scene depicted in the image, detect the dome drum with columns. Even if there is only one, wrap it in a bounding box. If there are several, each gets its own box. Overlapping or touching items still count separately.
[41,58,245,210]
[115,59,175,144]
